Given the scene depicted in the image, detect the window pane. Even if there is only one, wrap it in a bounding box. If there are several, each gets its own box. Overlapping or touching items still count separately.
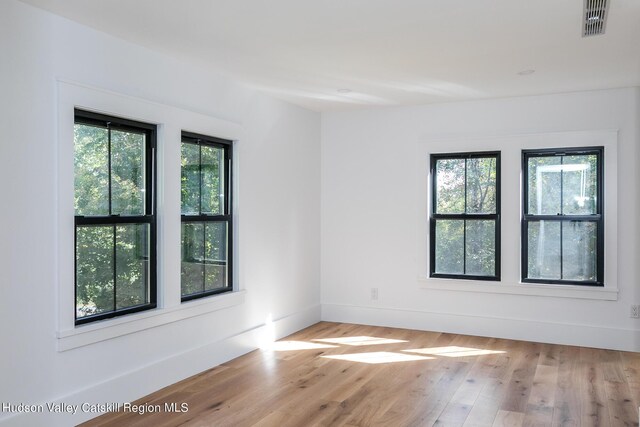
[111,130,145,215]
[562,154,598,215]
[466,220,495,276]
[201,145,224,215]
[115,224,150,310]
[562,221,597,281]
[205,222,228,290]
[527,221,561,280]
[466,157,497,214]
[528,156,561,215]
[76,226,114,318]
[181,143,200,215]
[435,220,464,274]
[181,222,204,295]
[74,124,109,215]
[436,159,465,214]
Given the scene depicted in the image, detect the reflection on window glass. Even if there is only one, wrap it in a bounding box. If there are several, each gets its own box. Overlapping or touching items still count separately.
[76,224,150,318]
[74,110,156,324]
[181,222,205,296]
[523,147,602,285]
[435,220,464,275]
[181,143,200,215]
[76,226,114,318]
[180,134,232,301]
[527,220,598,281]
[562,221,597,281]
[436,159,465,214]
[75,125,146,216]
[527,221,561,280]
[201,145,224,215]
[562,155,597,215]
[181,222,229,296]
[431,152,500,279]
[465,220,495,276]
[115,224,149,310]
[74,124,109,216]
[527,154,597,216]
[466,157,497,214]
[527,156,561,215]
[111,130,145,215]
[205,222,228,291]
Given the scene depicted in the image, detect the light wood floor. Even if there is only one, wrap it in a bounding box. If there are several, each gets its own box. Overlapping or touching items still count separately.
[82,322,640,427]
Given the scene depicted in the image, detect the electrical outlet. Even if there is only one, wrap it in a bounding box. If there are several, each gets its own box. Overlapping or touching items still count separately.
[631,305,640,318]
[371,288,378,301]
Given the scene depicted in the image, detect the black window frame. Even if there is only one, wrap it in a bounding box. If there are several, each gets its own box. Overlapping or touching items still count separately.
[521,146,604,286]
[429,151,501,281]
[74,109,157,325]
[181,131,233,302]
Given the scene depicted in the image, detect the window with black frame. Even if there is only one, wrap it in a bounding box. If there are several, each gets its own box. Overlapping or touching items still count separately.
[522,147,603,285]
[430,152,500,280]
[181,132,233,301]
[74,110,157,325]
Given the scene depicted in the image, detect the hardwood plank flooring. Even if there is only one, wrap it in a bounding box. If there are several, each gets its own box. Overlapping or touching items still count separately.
[81,322,640,427]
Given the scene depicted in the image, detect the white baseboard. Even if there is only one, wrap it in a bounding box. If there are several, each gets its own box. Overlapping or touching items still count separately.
[0,304,320,427]
[321,302,640,352]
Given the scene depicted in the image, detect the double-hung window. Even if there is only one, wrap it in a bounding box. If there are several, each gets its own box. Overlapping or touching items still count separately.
[74,110,157,325]
[181,132,233,301]
[430,152,501,280]
[522,147,603,285]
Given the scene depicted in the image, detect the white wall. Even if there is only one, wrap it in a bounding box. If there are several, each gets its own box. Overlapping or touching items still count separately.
[0,1,320,425]
[321,87,640,352]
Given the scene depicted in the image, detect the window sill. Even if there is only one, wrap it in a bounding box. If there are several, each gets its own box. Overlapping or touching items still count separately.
[418,276,617,301]
[57,290,246,352]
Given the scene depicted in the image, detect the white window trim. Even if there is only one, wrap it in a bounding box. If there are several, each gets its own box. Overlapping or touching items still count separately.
[57,290,246,351]
[417,276,617,300]
[416,129,618,301]
[56,80,245,351]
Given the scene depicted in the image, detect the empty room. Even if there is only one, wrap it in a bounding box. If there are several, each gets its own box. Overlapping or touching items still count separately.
[1,0,639,426]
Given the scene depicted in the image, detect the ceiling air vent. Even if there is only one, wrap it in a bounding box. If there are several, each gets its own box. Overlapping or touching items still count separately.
[583,0,610,37]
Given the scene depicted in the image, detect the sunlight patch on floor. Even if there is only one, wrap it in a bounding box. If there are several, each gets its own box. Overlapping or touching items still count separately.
[313,336,408,346]
[403,346,506,357]
[321,351,433,364]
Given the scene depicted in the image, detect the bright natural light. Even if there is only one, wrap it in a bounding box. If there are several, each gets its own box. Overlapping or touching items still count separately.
[321,351,433,364]
[313,336,408,346]
[268,341,338,351]
[257,314,277,349]
[403,346,506,357]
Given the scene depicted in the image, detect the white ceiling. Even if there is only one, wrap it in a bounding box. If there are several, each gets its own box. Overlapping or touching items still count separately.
[20,0,640,112]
